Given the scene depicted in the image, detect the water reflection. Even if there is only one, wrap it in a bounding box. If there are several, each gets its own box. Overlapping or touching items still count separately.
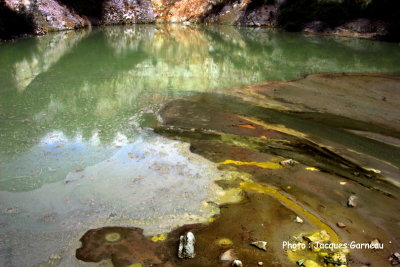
[1,23,400,189]
[1,25,400,157]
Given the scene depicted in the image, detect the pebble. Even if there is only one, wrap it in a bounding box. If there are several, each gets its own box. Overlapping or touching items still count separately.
[280,159,297,166]
[258,262,263,266]
[370,239,383,249]
[232,259,243,267]
[295,216,303,223]
[389,252,400,265]
[336,222,346,228]
[251,241,268,251]
[347,195,357,207]
[220,249,236,261]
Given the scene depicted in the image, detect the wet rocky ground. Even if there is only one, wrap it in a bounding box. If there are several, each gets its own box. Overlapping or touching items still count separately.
[75,73,400,267]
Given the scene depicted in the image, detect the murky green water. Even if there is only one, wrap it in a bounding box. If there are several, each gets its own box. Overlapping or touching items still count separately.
[1,24,400,266]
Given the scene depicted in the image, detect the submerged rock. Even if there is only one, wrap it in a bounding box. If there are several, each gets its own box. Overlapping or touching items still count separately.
[178,232,196,259]
[251,241,268,251]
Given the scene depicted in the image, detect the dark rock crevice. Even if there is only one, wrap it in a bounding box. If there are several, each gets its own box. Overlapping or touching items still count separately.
[0,1,34,40]
[56,0,105,24]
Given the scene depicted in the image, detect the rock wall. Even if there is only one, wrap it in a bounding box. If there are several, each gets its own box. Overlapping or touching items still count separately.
[103,0,155,24]
[1,0,283,39]
[0,0,398,41]
[3,0,89,35]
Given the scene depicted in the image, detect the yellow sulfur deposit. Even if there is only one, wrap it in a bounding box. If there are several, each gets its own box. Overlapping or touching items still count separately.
[219,160,283,169]
[104,232,121,242]
[239,181,339,243]
[216,238,234,246]
[151,233,167,242]
[239,181,348,266]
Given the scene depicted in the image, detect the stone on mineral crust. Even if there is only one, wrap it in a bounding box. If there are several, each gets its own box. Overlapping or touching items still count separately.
[347,195,357,207]
[220,249,236,261]
[389,252,400,265]
[370,239,383,249]
[232,259,243,267]
[251,241,268,251]
[280,159,297,166]
[295,216,303,223]
[336,222,346,228]
[178,232,196,258]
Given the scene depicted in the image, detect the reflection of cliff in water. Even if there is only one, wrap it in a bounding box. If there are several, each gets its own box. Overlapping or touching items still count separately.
[1,25,400,155]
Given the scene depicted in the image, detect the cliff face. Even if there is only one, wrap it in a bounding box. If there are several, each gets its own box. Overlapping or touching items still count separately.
[103,0,156,24]
[0,0,284,39]
[3,0,89,35]
[0,0,398,41]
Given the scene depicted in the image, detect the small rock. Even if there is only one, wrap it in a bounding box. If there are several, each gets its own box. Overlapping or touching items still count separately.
[258,262,263,266]
[251,241,267,251]
[295,216,303,223]
[128,153,138,159]
[49,253,61,260]
[232,259,243,267]
[178,232,195,259]
[336,222,346,228]
[42,213,57,223]
[370,239,383,249]
[3,207,19,214]
[347,195,357,207]
[220,249,236,261]
[280,159,297,166]
[331,252,347,264]
[389,252,400,265]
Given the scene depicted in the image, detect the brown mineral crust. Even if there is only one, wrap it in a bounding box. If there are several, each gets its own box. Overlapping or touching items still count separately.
[76,226,167,267]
